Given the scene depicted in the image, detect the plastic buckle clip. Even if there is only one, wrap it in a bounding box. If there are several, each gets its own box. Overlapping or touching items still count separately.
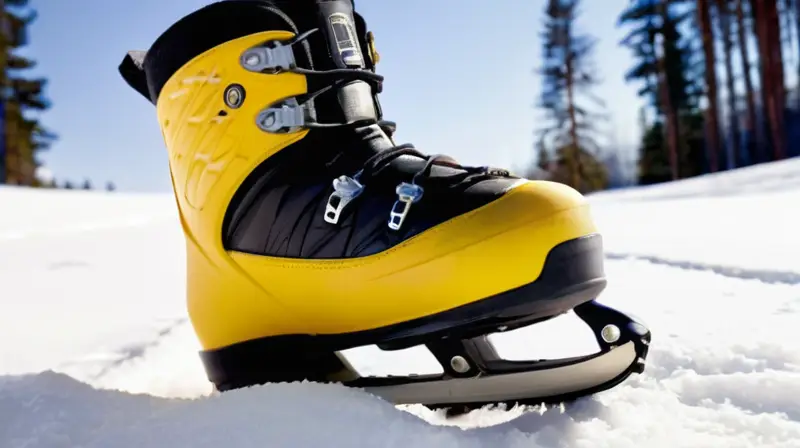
[324,174,365,224]
[256,98,306,133]
[388,182,424,231]
[241,41,297,73]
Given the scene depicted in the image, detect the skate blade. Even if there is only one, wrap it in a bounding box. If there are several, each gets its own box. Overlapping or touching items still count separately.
[362,341,637,406]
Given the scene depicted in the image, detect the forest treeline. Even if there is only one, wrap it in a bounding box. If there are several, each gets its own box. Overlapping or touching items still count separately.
[2,0,800,193]
[529,0,800,193]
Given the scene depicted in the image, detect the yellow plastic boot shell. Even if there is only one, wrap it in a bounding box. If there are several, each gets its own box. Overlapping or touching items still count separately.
[217,181,596,350]
[154,31,600,352]
[154,31,314,350]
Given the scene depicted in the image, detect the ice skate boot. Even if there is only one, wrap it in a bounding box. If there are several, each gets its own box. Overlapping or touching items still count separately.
[118,0,650,409]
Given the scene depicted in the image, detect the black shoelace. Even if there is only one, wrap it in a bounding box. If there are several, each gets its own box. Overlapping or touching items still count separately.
[253,27,510,229]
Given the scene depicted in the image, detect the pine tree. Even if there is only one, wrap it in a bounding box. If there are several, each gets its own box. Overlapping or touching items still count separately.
[535,137,551,172]
[619,1,698,113]
[620,0,696,182]
[619,0,718,183]
[751,0,787,160]
[697,0,722,171]
[638,121,669,184]
[1,0,55,186]
[795,0,800,110]
[734,0,762,164]
[536,0,608,193]
[714,0,742,168]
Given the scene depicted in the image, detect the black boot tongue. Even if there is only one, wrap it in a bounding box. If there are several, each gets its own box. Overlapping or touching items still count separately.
[296,1,463,175]
[300,2,470,178]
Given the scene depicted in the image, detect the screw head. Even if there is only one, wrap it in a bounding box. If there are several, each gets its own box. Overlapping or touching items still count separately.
[224,84,245,109]
[450,355,470,374]
[601,324,621,343]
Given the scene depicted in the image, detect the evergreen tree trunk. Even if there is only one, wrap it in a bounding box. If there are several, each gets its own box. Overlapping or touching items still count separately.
[796,0,800,109]
[736,0,762,163]
[644,13,659,119]
[698,0,722,172]
[716,0,741,168]
[753,0,787,160]
[565,20,582,190]
[0,0,6,185]
[783,0,795,73]
[750,0,771,157]
[655,29,680,180]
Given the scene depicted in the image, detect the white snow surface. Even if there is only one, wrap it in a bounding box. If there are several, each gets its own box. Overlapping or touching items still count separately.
[1,158,800,447]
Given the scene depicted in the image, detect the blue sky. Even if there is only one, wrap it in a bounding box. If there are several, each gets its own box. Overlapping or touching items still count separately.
[24,0,644,192]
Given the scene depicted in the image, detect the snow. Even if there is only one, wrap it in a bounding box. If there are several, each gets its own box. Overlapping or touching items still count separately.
[1,159,800,447]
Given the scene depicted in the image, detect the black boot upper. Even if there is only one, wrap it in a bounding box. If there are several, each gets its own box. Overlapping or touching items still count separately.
[119,0,522,259]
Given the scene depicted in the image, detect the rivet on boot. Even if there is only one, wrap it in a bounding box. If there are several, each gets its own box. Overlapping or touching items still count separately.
[223,84,245,109]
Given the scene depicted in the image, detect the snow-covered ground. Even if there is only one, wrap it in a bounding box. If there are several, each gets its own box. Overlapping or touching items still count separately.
[1,158,799,447]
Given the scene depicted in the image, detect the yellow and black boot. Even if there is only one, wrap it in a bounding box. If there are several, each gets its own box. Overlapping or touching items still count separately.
[119,0,650,408]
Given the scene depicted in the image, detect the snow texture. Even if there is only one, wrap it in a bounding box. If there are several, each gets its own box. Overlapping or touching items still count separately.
[1,158,800,447]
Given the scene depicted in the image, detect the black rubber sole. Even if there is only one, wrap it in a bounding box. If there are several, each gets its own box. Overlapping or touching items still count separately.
[202,233,607,391]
